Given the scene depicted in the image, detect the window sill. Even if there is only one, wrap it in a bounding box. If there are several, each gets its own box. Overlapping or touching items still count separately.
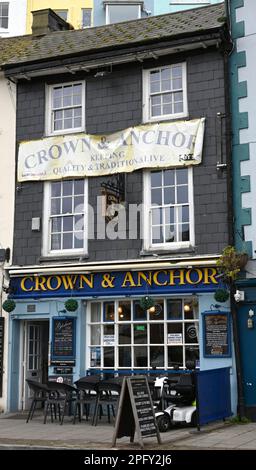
[143,113,189,125]
[39,254,89,263]
[140,246,196,256]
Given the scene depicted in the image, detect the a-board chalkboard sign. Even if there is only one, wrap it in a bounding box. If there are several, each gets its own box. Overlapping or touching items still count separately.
[112,376,161,449]
[203,311,231,358]
[0,318,4,397]
[51,317,76,364]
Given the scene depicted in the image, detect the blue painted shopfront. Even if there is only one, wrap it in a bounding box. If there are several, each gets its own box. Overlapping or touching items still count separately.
[7,267,237,414]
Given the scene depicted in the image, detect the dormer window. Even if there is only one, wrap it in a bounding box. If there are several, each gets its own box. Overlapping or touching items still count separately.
[104,1,143,24]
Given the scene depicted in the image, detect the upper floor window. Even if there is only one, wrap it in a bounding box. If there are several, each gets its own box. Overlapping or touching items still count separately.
[0,2,9,29]
[105,2,141,24]
[143,168,194,251]
[43,179,88,256]
[54,10,68,21]
[46,81,85,136]
[82,8,92,28]
[143,63,187,122]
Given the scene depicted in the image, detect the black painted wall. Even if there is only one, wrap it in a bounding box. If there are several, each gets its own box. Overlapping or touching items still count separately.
[13,49,229,265]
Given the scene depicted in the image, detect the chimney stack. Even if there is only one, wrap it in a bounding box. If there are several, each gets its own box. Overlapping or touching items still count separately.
[31,8,73,36]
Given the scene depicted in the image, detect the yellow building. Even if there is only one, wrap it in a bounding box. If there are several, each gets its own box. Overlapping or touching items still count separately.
[26,0,93,32]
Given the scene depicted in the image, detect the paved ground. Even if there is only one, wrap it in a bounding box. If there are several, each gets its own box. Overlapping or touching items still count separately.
[0,412,255,450]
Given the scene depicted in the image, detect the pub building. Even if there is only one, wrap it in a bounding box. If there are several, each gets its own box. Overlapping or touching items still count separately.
[1,4,237,414]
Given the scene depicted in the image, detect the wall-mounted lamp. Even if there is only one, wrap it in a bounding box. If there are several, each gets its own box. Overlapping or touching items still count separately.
[248,309,254,329]
[234,290,245,302]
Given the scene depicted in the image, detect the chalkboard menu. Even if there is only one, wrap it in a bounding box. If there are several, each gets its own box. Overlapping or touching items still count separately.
[0,318,4,397]
[112,376,161,449]
[203,311,231,358]
[51,317,76,364]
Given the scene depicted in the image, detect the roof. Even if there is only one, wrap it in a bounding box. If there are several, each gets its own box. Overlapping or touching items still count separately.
[0,3,226,68]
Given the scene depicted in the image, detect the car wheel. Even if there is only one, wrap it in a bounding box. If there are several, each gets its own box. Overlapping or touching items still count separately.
[190,410,197,427]
[156,414,170,432]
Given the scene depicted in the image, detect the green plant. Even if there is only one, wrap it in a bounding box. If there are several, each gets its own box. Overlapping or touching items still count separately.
[139,296,155,311]
[228,415,251,424]
[216,246,248,283]
[214,288,229,303]
[64,298,78,312]
[2,299,16,313]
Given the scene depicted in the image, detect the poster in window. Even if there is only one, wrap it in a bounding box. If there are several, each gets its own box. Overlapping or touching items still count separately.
[51,317,76,364]
[203,311,231,358]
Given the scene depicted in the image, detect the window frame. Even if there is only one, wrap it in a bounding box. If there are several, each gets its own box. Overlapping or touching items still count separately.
[87,297,199,370]
[54,10,68,21]
[42,179,88,257]
[45,80,85,136]
[143,62,188,123]
[81,8,92,28]
[105,2,141,24]
[143,167,195,252]
[0,2,9,29]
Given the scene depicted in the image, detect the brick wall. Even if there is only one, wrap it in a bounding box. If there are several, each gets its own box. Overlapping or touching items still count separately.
[13,49,229,265]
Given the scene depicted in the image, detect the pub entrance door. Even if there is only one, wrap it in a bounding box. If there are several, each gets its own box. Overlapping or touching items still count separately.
[22,320,49,410]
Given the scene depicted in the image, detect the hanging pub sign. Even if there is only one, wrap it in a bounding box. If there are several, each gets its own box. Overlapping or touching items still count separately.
[202,311,231,358]
[17,118,205,182]
[11,267,220,299]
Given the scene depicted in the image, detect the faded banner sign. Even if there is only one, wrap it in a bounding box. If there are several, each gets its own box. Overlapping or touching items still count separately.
[18,118,205,182]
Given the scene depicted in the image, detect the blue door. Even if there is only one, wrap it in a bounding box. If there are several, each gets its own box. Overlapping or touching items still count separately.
[237,304,256,405]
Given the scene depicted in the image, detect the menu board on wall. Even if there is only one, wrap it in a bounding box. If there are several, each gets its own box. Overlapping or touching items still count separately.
[0,318,4,397]
[51,317,76,364]
[203,312,231,357]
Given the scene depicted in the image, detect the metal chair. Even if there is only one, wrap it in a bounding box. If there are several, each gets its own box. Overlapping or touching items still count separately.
[73,381,98,423]
[26,379,49,423]
[43,382,78,425]
[93,380,121,426]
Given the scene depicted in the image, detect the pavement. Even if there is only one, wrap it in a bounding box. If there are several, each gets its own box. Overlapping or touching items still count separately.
[0,411,256,451]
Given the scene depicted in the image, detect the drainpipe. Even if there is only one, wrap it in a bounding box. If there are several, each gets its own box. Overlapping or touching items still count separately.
[224,0,246,419]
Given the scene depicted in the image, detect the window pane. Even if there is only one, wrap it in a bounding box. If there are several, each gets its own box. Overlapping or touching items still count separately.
[104,302,114,322]
[134,346,147,368]
[151,188,162,205]
[119,347,131,367]
[167,300,182,320]
[152,207,163,225]
[182,206,189,222]
[63,233,72,249]
[82,8,92,27]
[164,170,174,186]
[74,234,84,249]
[151,171,162,187]
[103,347,114,367]
[118,301,131,321]
[152,226,163,244]
[168,346,183,368]
[51,217,61,233]
[119,324,131,344]
[108,5,139,23]
[51,198,61,215]
[150,346,164,368]
[62,197,72,213]
[63,180,73,196]
[91,303,101,322]
[150,324,164,344]
[90,347,101,367]
[51,233,61,250]
[74,180,84,195]
[165,226,175,243]
[91,325,101,345]
[185,346,199,368]
[185,323,199,344]
[133,301,147,321]
[63,216,73,232]
[51,182,61,197]
[177,168,188,184]
[177,186,188,204]
[164,187,175,205]
[150,300,164,320]
[134,324,147,344]
[167,323,183,345]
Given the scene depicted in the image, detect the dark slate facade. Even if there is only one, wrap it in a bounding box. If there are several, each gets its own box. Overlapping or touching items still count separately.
[13,48,229,266]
